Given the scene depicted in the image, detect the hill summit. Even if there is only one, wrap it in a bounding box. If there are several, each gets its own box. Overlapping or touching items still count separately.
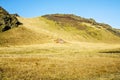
[0,6,21,32]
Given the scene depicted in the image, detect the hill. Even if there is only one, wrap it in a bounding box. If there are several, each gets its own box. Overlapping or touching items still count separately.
[0,7,120,46]
[17,15,120,44]
[42,14,120,39]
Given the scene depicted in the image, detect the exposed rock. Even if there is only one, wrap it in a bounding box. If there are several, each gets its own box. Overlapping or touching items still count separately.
[11,13,20,17]
[0,6,21,32]
[54,38,66,44]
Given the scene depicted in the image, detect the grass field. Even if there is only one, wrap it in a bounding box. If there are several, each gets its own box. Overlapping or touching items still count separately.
[0,16,120,80]
[0,42,120,80]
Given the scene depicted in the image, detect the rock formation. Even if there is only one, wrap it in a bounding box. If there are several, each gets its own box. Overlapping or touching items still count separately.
[0,6,21,32]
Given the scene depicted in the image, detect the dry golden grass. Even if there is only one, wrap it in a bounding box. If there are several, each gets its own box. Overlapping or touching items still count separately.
[0,42,120,80]
[0,16,120,80]
[0,16,120,47]
[17,17,120,44]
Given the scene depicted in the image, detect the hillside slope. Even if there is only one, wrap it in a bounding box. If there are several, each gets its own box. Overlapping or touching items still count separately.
[0,25,51,46]
[1,13,120,46]
[18,14,120,43]
[42,14,120,42]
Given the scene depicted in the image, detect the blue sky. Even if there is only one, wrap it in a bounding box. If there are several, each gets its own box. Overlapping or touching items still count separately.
[0,0,120,28]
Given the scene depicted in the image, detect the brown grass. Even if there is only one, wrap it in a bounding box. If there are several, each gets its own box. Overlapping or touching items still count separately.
[0,42,120,80]
[0,16,120,80]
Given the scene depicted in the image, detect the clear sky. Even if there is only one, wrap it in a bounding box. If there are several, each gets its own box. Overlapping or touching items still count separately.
[0,0,120,28]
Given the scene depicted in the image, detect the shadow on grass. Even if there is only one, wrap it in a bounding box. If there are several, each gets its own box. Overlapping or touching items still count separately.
[99,48,120,53]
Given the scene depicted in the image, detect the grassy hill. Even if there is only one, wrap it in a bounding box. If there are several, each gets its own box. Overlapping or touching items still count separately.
[42,14,120,42]
[0,14,120,46]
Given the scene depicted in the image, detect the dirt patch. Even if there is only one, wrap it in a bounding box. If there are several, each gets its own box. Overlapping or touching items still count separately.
[54,38,66,44]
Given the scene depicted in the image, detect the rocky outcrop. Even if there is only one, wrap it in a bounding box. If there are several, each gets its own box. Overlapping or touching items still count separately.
[0,6,21,32]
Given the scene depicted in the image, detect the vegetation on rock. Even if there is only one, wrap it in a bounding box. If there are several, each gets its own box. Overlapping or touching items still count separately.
[0,6,21,32]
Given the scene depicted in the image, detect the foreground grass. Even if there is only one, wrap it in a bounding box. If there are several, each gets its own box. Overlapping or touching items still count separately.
[0,42,120,80]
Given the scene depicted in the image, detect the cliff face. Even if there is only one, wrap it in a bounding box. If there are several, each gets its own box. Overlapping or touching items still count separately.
[0,7,21,32]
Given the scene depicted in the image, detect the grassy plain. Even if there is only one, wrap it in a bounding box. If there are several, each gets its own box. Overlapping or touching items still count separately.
[0,42,120,80]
